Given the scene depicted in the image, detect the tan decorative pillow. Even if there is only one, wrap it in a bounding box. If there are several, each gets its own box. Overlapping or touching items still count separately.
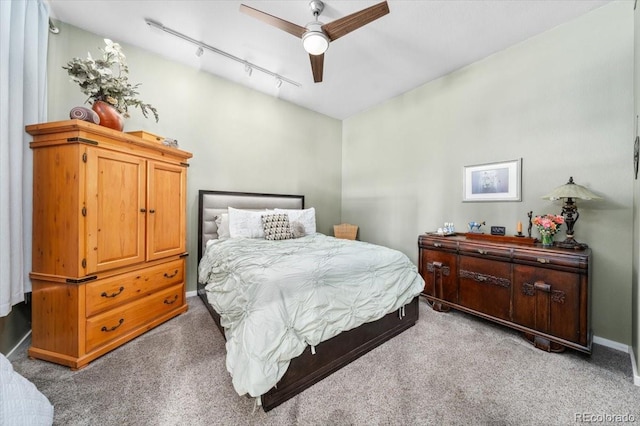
[261,214,292,241]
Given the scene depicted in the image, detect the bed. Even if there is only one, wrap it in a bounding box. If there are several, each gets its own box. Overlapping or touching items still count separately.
[0,353,53,425]
[196,190,423,411]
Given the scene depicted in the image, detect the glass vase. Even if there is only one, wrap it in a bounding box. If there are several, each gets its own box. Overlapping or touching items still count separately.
[541,233,554,247]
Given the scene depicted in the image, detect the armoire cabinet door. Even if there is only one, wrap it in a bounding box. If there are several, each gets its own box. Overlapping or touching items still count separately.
[146,161,187,261]
[86,148,146,273]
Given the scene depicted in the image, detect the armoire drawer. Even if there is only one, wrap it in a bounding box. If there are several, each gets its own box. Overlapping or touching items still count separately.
[85,283,184,352]
[85,259,184,317]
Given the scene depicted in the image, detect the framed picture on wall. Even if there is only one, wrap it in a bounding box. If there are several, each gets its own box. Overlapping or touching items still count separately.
[463,158,522,202]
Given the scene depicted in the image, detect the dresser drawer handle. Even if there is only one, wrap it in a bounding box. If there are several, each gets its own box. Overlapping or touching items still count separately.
[101,287,125,298]
[534,281,551,292]
[164,295,179,305]
[433,243,442,248]
[477,249,487,255]
[101,318,124,332]
[536,258,550,264]
[164,270,179,279]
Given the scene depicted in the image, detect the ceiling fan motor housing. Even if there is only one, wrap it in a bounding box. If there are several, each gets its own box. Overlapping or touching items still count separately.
[302,22,329,55]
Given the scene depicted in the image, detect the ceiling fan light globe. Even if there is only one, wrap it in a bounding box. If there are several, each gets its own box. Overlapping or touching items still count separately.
[302,31,329,55]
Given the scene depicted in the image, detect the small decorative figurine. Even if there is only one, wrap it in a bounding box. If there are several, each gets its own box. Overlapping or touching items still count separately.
[468,221,485,233]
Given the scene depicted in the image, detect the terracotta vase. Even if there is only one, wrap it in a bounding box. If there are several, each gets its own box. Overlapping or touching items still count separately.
[92,100,124,131]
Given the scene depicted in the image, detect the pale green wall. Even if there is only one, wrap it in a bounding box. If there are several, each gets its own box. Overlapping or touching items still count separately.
[41,4,637,346]
[342,2,634,344]
[45,22,343,293]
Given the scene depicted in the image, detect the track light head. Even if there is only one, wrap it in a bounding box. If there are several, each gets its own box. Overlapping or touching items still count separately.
[195,46,204,57]
[245,63,253,76]
[275,77,283,88]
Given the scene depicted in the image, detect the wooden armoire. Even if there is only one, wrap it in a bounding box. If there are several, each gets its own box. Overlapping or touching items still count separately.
[26,120,192,369]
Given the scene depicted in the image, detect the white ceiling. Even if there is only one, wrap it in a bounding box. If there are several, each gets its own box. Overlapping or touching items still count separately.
[47,0,612,120]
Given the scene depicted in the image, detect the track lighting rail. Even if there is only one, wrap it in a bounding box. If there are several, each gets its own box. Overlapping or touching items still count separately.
[145,19,301,88]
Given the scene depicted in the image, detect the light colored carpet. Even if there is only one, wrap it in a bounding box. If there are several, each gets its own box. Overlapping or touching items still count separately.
[9,296,640,425]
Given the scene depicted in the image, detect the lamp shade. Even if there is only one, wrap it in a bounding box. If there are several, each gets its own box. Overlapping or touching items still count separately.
[541,177,601,201]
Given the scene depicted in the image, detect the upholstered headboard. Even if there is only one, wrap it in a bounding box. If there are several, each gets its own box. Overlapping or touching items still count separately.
[197,190,305,262]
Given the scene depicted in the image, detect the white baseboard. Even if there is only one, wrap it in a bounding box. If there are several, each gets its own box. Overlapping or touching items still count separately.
[592,335,640,387]
[630,346,640,387]
[593,335,629,353]
[186,290,197,298]
[6,330,32,359]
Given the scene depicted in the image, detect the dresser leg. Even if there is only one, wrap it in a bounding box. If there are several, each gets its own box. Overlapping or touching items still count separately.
[522,332,565,353]
[423,297,450,312]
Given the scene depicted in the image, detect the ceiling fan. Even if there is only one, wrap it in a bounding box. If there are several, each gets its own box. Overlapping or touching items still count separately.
[239,0,390,83]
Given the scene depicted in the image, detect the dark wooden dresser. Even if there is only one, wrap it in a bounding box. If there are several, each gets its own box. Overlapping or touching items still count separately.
[418,233,592,354]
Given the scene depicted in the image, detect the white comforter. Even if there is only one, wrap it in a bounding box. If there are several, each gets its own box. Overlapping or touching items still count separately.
[198,233,424,398]
[0,354,53,425]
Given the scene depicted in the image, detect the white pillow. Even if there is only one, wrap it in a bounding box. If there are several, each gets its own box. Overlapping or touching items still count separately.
[274,207,316,235]
[214,213,230,240]
[228,207,266,238]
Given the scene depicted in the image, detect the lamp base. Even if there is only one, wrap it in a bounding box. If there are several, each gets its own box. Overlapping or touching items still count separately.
[555,236,588,250]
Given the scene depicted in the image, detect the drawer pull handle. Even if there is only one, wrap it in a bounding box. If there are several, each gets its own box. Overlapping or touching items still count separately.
[101,287,124,298]
[536,258,550,264]
[534,281,551,292]
[477,249,487,255]
[164,270,179,279]
[101,318,124,332]
[433,243,442,248]
[164,295,179,305]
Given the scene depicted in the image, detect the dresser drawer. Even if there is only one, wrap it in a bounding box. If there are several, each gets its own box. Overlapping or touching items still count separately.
[85,283,184,352]
[85,259,184,317]
[458,255,511,321]
[512,249,588,271]
[419,235,458,252]
[459,241,512,259]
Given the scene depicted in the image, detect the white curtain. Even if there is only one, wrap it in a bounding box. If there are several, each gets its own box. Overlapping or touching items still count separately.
[0,0,49,317]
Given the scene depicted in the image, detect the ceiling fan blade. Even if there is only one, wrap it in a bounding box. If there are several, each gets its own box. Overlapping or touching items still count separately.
[239,4,307,38]
[322,1,389,41]
[309,53,324,83]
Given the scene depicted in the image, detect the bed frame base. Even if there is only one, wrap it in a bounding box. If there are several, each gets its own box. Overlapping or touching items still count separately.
[262,296,419,411]
[197,290,419,411]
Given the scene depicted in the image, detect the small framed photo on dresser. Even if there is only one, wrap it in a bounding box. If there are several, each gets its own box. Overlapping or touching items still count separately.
[463,158,522,202]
